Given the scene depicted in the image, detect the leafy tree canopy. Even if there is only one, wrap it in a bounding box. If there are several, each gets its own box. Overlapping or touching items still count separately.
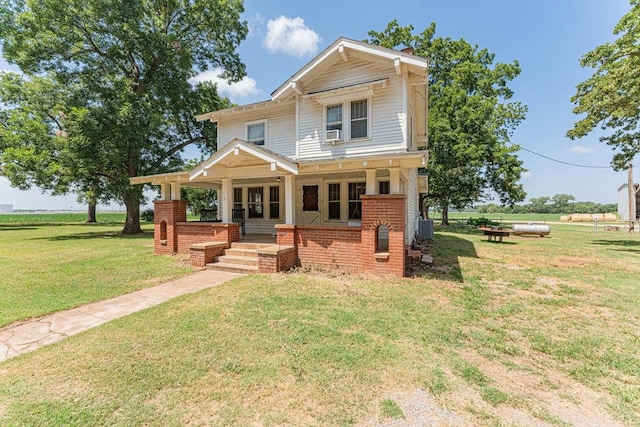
[367,21,527,224]
[0,0,247,232]
[568,0,640,169]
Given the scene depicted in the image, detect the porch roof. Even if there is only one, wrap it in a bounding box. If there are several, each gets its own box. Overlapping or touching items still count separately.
[129,146,428,186]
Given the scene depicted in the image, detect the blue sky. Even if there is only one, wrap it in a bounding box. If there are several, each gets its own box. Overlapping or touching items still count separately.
[0,0,632,210]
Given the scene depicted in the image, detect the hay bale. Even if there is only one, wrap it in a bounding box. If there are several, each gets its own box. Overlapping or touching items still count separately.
[560,215,570,222]
[603,213,617,221]
[571,213,593,222]
[592,213,605,221]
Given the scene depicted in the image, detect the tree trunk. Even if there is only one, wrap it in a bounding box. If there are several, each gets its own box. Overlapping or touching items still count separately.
[122,187,143,234]
[419,194,430,219]
[441,204,450,226]
[86,200,97,223]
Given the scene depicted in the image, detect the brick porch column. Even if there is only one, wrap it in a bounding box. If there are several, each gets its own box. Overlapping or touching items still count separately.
[361,194,406,277]
[154,200,187,254]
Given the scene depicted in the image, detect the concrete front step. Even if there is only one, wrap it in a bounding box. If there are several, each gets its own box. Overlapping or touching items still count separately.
[231,242,274,250]
[224,248,260,258]
[206,262,258,274]
[216,255,258,266]
[206,242,274,273]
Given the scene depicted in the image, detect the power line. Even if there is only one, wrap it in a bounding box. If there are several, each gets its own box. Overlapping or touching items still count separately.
[512,144,621,169]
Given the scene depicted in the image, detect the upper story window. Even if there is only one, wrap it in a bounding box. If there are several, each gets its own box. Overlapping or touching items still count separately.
[350,100,368,139]
[246,120,266,146]
[326,105,343,132]
[324,98,369,143]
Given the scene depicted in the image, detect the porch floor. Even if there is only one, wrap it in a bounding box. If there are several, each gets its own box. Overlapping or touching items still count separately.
[236,233,277,244]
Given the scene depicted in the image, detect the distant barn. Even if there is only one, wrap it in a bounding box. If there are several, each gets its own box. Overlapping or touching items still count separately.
[617,183,640,221]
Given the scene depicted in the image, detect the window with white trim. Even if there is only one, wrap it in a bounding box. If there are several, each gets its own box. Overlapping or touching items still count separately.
[233,188,243,211]
[327,183,341,220]
[323,98,369,143]
[248,187,263,218]
[348,182,365,220]
[326,104,343,132]
[246,120,266,146]
[350,99,368,139]
[269,186,280,219]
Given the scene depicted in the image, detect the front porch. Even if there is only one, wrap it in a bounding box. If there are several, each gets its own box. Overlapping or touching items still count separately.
[131,140,426,277]
[152,194,408,277]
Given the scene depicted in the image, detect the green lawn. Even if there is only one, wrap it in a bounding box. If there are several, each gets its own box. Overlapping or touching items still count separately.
[0,218,192,327]
[0,221,638,425]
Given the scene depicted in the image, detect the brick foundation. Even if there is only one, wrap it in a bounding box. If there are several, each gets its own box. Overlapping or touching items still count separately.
[189,242,227,267]
[257,246,296,273]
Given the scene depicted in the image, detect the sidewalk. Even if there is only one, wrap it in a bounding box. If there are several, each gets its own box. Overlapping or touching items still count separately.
[0,270,243,363]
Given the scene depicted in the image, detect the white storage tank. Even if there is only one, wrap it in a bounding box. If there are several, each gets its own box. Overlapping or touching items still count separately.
[512,224,550,236]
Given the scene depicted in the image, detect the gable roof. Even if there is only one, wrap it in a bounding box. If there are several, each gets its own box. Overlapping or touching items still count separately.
[271,37,428,101]
[189,138,299,181]
[196,37,428,122]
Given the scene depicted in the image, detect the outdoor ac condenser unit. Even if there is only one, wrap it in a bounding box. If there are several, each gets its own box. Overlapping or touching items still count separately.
[418,219,434,239]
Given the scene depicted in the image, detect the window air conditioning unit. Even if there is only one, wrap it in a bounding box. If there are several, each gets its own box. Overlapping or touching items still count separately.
[325,129,341,144]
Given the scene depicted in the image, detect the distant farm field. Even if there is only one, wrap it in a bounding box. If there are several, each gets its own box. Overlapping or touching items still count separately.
[0,212,128,224]
[0,219,638,425]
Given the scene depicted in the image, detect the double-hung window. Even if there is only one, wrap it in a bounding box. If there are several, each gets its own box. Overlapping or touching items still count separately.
[348,182,366,220]
[324,99,369,142]
[233,188,243,211]
[269,186,280,219]
[327,183,341,220]
[246,121,266,146]
[350,99,368,139]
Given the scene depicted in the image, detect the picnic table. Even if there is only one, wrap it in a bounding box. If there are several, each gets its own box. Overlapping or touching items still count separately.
[478,227,510,243]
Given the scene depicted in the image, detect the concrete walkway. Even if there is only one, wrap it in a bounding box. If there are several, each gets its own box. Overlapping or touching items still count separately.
[0,270,243,363]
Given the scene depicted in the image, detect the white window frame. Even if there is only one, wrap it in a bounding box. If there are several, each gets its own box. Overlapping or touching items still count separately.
[246,119,267,147]
[326,181,342,221]
[322,96,371,144]
[349,99,369,140]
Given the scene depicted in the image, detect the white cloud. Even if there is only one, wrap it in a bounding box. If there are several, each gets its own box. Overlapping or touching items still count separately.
[247,13,266,38]
[522,171,533,179]
[263,16,321,58]
[190,69,259,100]
[569,145,595,154]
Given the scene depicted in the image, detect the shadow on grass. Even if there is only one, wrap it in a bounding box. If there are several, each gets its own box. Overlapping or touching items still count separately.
[591,239,640,253]
[411,232,478,283]
[31,230,154,241]
[0,226,39,231]
[0,221,126,228]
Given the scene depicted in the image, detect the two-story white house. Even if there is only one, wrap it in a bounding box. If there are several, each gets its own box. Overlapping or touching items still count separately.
[131,37,428,277]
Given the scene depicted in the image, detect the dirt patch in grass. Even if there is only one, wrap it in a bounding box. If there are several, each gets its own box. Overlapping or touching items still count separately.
[458,350,623,426]
[365,388,465,426]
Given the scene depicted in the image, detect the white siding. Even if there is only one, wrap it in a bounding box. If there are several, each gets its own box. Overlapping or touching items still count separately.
[298,58,405,160]
[406,168,419,244]
[217,103,296,157]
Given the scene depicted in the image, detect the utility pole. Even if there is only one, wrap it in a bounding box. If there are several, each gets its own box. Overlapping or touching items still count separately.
[629,162,636,234]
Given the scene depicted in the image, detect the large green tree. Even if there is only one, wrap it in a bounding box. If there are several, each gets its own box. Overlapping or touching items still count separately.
[367,21,527,224]
[0,72,109,222]
[0,0,246,233]
[568,0,640,169]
